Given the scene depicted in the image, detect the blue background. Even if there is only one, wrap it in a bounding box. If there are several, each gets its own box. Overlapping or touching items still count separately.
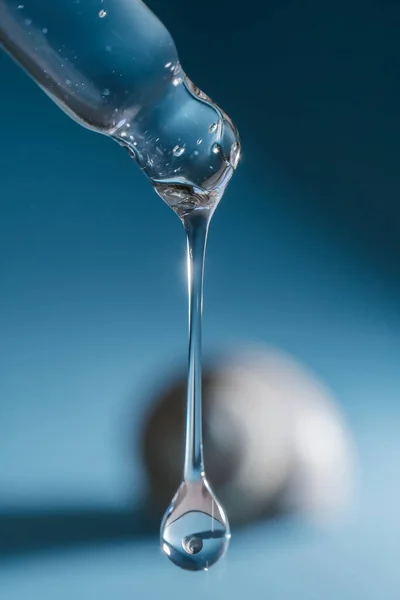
[1,0,400,597]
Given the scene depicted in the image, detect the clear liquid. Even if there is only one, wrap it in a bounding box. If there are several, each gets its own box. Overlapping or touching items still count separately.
[161,480,230,571]
[159,207,232,571]
[113,71,240,217]
[0,0,239,571]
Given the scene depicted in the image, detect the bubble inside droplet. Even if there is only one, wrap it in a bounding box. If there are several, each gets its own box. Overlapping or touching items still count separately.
[42,27,48,34]
[24,18,32,25]
[212,143,220,154]
[196,138,202,145]
[172,77,183,87]
[162,509,229,571]
[208,123,218,134]
[172,145,185,157]
[17,4,24,9]
[99,9,107,18]
[103,88,110,96]
[183,536,203,555]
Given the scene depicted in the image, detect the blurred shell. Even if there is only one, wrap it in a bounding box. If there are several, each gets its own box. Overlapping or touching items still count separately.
[141,347,353,525]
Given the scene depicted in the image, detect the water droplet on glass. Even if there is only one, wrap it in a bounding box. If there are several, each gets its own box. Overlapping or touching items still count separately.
[161,479,230,571]
[208,123,218,134]
[99,9,107,18]
[172,145,185,157]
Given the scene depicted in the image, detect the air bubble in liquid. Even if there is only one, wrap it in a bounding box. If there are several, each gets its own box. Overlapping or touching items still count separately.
[208,123,218,134]
[99,9,107,18]
[172,145,185,157]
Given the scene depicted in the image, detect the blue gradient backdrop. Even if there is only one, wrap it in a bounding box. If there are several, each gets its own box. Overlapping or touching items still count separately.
[1,0,400,598]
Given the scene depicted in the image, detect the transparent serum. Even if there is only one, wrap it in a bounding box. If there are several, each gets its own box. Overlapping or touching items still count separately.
[161,479,230,571]
[0,0,240,571]
[159,209,234,572]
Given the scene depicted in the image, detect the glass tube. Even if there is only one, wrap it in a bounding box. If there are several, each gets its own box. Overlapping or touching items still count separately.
[0,0,240,210]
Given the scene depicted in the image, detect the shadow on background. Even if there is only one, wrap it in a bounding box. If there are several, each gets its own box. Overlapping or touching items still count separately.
[0,504,158,560]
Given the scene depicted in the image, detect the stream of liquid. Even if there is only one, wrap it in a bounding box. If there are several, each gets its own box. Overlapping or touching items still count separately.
[111,60,240,572]
[160,209,231,571]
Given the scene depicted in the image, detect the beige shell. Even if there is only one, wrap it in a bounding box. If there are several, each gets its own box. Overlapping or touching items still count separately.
[141,346,353,525]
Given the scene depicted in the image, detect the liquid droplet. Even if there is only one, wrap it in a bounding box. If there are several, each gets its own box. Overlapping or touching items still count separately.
[99,9,107,18]
[160,479,230,571]
[172,144,185,157]
[208,123,218,134]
